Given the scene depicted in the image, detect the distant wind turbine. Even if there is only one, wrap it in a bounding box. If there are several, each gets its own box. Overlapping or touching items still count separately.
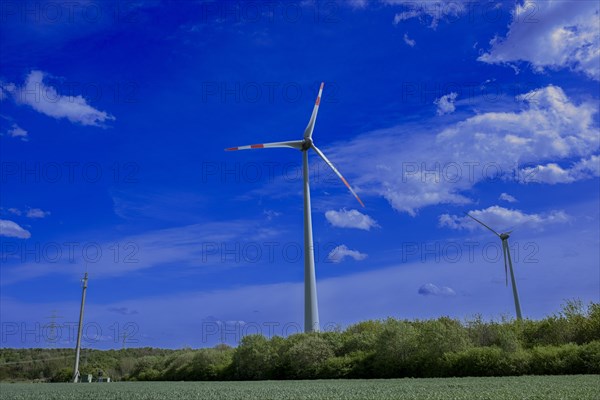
[465,213,523,320]
[72,271,88,382]
[226,82,364,333]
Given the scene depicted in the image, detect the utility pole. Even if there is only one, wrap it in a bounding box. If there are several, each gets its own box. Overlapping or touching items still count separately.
[72,272,88,383]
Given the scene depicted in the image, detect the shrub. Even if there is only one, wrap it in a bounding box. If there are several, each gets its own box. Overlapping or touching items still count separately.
[283,334,334,379]
[372,319,419,378]
[231,335,275,380]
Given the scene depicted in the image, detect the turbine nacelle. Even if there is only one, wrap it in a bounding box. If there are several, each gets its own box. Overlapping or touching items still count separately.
[301,137,313,151]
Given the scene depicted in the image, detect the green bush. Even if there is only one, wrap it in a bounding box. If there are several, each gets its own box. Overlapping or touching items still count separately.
[579,340,600,374]
[371,319,419,378]
[231,335,275,380]
[283,334,334,379]
[50,367,73,382]
[189,348,233,380]
[444,347,512,376]
[529,343,586,375]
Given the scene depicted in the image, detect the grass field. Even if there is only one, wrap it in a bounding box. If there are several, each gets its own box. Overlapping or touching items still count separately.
[1,375,598,400]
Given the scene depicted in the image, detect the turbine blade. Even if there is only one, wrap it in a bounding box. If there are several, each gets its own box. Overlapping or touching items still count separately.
[311,145,364,207]
[502,240,509,287]
[303,82,324,139]
[225,140,303,151]
[464,212,501,237]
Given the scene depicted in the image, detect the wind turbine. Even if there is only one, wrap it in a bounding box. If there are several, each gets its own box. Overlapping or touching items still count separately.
[465,213,522,320]
[226,82,364,333]
[72,271,88,382]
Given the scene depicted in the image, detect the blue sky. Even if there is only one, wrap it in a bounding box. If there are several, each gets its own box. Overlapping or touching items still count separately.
[1,0,599,349]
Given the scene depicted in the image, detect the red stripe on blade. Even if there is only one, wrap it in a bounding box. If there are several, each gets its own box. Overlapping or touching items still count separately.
[355,195,365,208]
[225,147,238,151]
[250,144,264,149]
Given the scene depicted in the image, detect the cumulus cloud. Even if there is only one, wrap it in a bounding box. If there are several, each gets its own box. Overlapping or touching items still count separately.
[5,123,28,141]
[434,92,458,115]
[387,0,470,29]
[6,70,115,126]
[518,155,600,184]
[7,208,22,216]
[325,85,598,215]
[325,208,379,230]
[0,220,31,239]
[26,208,50,219]
[418,283,456,296]
[403,32,416,47]
[478,1,600,80]
[439,206,570,232]
[328,245,368,263]
[499,193,517,203]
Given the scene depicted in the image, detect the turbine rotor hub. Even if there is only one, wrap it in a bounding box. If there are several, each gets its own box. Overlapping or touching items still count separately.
[500,233,510,240]
[302,138,313,151]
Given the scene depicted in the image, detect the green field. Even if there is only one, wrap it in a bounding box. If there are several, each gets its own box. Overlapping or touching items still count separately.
[1,375,598,400]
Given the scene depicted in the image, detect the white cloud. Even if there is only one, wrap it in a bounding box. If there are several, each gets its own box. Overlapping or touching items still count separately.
[0,219,284,285]
[348,0,368,9]
[0,219,31,239]
[325,85,598,215]
[434,92,458,115]
[325,208,379,230]
[328,244,368,263]
[387,0,469,29]
[499,193,517,203]
[107,307,139,316]
[403,32,416,47]
[6,123,28,141]
[478,1,600,80]
[7,208,22,216]
[26,208,50,219]
[9,70,115,126]
[0,82,15,100]
[263,209,281,221]
[418,283,456,296]
[519,155,600,184]
[439,205,570,232]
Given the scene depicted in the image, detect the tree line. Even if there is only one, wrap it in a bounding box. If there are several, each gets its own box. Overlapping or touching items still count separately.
[1,300,598,382]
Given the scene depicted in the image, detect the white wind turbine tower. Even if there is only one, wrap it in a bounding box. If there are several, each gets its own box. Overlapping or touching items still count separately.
[226,82,364,333]
[465,213,523,320]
